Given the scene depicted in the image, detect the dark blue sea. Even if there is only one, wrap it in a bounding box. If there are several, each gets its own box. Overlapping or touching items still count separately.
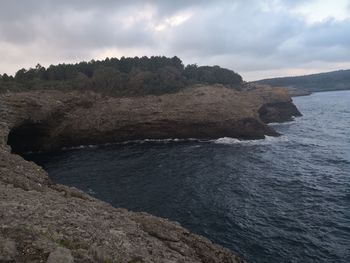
[26,90,350,263]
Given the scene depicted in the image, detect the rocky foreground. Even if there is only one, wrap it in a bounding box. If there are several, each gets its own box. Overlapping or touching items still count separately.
[0,85,300,262]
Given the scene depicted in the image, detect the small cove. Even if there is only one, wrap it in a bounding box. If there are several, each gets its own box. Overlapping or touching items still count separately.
[25,90,350,263]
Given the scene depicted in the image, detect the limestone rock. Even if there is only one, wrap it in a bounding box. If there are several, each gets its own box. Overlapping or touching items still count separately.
[1,86,300,154]
[47,247,74,263]
[0,239,17,262]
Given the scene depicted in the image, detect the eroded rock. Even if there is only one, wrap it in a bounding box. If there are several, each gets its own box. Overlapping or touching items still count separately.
[1,86,300,153]
[46,247,74,263]
[0,85,301,262]
[0,239,17,262]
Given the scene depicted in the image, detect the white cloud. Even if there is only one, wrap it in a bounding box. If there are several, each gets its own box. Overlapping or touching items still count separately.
[0,0,349,80]
[154,11,193,31]
[292,0,350,24]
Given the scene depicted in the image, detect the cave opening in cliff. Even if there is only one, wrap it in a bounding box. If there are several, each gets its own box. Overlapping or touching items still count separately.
[7,122,50,154]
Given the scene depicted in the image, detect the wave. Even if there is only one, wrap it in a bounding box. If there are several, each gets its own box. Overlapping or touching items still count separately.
[117,138,203,144]
[25,136,289,154]
[213,135,289,145]
[325,157,350,165]
[87,188,97,195]
[56,138,205,151]
[61,144,98,151]
[268,118,297,127]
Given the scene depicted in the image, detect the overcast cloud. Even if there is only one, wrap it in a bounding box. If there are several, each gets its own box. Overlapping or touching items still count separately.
[0,0,350,80]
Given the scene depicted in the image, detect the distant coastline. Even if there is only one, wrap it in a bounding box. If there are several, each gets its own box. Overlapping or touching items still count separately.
[253,69,350,95]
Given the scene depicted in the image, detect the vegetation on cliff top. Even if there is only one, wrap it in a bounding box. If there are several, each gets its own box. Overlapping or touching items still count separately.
[253,69,350,93]
[0,56,242,96]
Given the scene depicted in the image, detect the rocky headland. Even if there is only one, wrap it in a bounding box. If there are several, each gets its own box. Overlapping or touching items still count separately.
[0,85,301,262]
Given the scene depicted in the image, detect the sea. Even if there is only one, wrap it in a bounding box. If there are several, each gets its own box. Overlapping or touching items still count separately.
[25,90,350,263]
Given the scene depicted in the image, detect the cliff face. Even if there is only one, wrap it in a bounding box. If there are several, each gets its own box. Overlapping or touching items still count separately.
[0,85,300,262]
[2,85,300,153]
[258,101,301,123]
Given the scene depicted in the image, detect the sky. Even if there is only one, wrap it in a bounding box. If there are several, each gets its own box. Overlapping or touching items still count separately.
[0,0,350,81]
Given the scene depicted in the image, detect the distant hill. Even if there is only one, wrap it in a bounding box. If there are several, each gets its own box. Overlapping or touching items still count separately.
[253,69,350,93]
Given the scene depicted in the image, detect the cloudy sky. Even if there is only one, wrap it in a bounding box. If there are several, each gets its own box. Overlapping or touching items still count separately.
[1,0,350,80]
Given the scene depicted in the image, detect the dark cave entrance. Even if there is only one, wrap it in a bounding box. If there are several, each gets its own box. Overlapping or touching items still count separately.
[7,122,51,154]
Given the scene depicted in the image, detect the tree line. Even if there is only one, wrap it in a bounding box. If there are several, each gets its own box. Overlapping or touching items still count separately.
[0,56,243,96]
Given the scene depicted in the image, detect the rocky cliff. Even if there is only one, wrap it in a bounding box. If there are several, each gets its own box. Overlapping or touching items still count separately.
[0,85,301,262]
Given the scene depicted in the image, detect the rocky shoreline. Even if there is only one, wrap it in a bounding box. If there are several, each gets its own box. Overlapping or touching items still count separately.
[0,85,301,262]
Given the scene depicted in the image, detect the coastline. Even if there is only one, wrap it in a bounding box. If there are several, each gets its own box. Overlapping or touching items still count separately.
[0,85,300,262]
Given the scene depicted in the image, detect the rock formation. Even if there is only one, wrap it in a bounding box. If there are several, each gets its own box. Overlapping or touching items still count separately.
[0,85,301,262]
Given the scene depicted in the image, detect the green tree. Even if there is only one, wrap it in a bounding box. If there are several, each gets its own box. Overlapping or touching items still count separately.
[1,73,12,81]
[92,66,125,95]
